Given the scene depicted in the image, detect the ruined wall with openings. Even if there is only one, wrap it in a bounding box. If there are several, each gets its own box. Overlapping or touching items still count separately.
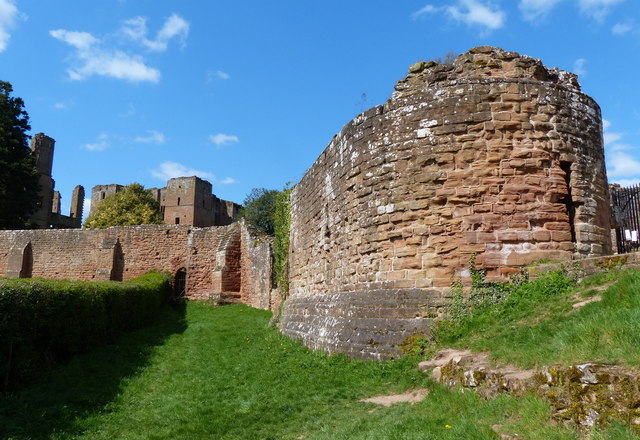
[280,46,611,359]
[89,177,241,228]
[1,224,245,301]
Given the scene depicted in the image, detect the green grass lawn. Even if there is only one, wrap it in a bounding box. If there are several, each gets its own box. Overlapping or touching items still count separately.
[1,293,639,439]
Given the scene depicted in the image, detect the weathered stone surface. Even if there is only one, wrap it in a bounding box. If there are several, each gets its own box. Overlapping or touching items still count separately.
[427,350,640,431]
[0,223,273,307]
[282,46,611,358]
[29,133,84,229]
[240,224,278,311]
[280,289,438,359]
[91,176,241,228]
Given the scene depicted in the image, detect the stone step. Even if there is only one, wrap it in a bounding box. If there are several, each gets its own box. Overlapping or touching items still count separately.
[220,292,242,304]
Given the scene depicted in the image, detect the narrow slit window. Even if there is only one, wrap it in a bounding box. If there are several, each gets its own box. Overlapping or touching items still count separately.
[560,161,577,243]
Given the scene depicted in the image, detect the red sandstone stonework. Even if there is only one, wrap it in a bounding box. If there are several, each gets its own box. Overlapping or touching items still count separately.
[280,47,612,358]
[0,223,273,305]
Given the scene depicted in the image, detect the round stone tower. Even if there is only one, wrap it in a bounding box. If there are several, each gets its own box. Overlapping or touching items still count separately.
[280,46,611,359]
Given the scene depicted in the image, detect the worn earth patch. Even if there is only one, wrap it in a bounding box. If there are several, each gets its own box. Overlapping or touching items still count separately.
[358,389,429,407]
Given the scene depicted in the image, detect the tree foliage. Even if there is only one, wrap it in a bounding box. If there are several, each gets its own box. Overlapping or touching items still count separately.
[241,188,279,235]
[83,183,163,229]
[0,81,39,229]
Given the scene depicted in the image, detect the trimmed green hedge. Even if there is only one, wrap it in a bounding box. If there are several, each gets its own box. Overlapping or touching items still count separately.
[0,272,172,389]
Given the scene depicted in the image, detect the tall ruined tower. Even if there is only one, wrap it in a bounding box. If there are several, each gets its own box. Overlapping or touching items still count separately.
[280,47,612,359]
[70,185,85,222]
[163,176,214,226]
[29,133,56,228]
[27,133,84,229]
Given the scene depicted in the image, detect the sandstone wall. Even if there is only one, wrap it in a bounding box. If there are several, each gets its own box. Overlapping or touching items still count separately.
[281,46,612,358]
[0,224,247,301]
[239,223,275,310]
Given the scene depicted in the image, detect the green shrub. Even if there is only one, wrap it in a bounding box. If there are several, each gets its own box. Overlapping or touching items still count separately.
[0,272,171,389]
[273,187,292,296]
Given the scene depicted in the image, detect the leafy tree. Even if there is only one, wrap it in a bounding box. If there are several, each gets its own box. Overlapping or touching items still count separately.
[0,81,39,229]
[83,183,163,229]
[240,188,279,235]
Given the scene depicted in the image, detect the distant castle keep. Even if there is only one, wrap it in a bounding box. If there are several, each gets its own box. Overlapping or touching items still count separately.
[90,177,241,227]
[280,47,612,358]
[29,133,84,229]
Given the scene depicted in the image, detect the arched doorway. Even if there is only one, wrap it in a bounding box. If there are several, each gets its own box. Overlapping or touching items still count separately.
[173,268,187,300]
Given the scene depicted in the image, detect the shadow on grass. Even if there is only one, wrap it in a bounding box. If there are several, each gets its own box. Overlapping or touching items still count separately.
[0,304,187,440]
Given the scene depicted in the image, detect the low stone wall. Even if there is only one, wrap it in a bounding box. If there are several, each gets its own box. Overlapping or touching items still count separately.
[279,289,442,359]
[527,251,640,280]
[423,352,640,431]
[0,223,275,307]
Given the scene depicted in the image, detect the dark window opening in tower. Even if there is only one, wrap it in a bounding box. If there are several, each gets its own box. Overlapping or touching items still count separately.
[560,161,577,243]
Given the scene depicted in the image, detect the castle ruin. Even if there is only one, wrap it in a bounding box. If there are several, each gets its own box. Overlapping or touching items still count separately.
[90,176,241,227]
[0,47,616,359]
[279,47,612,358]
[29,133,84,229]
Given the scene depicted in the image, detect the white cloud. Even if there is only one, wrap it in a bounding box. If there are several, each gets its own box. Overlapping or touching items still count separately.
[573,58,587,76]
[84,133,110,151]
[206,70,231,84]
[411,0,504,30]
[604,120,640,182]
[50,28,160,82]
[610,178,640,186]
[612,22,633,34]
[446,0,506,30]
[209,133,239,146]
[608,152,640,178]
[151,161,214,181]
[52,101,71,110]
[603,119,626,149]
[411,5,439,20]
[519,0,564,21]
[604,132,623,145]
[215,70,230,80]
[578,0,625,20]
[121,14,189,52]
[519,0,625,22]
[134,130,165,144]
[0,0,19,52]
[50,29,97,50]
[219,177,236,185]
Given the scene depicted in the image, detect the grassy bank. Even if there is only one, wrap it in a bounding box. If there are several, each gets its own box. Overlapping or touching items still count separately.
[2,300,638,439]
[435,269,640,369]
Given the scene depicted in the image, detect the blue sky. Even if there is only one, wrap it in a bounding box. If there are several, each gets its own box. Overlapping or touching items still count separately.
[1,0,639,218]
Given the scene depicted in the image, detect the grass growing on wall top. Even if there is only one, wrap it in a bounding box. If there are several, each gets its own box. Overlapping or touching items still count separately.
[1,302,638,439]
